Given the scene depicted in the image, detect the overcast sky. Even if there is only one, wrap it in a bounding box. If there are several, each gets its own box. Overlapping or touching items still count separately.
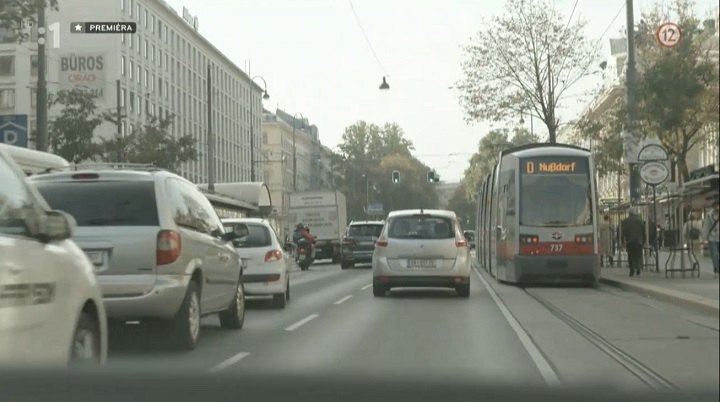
[164,0,716,182]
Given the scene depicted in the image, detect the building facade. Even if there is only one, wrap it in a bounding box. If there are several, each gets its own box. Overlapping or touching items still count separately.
[261,108,335,238]
[0,0,263,184]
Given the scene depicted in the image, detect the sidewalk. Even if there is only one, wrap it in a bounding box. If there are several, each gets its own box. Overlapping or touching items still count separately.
[600,251,719,314]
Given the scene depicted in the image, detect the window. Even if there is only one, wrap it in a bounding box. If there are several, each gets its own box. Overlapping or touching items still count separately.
[163,26,168,42]
[158,20,162,38]
[35,181,160,227]
[120,0,125,11]
[348,224,384,238]
[387,215,455,239]
[0,56,14,76]
[165,178,222,234]
[519,158,593,227]
[143,39,147,57]
[31,88,36,109]
[137,64,141,83]
[120,89,126,107]
[0,154,43,237]
[144,10,148,27]
[128,0,133,17]
[129,91,135,113]
[164,54,168,71]
[129,60,134,80]
[30,55,38,77]
[151,45,155,62]
[0,89,15,108]
[151,15,155,32]
[121,56,126,75]
[228,224,271,248]
[121,33,125,44]
[136,4,140,22]
[144,69,148,87]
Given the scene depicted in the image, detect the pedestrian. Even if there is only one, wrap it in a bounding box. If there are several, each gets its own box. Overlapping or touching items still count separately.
[599,215,613,267]
[684,212,703,258]
[621,208,646,277]
[702,200,719,278]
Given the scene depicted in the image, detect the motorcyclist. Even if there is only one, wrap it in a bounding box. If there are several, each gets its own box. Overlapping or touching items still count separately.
[293,223,314,245]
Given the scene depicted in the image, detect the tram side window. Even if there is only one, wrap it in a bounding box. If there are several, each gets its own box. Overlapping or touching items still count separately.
[506,174,515,217]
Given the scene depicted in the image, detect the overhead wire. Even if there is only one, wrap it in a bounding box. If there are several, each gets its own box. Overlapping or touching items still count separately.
[347,0,389,76]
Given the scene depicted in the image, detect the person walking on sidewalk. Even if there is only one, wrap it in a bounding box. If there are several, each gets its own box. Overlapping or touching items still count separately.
[684,212,703,259]
[702,200,719,279]
[622,209,645,277]
[599,215,613,267]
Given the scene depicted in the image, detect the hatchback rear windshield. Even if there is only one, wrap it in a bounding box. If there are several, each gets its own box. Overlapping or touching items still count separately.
[227,224,271,248]
[387,216,455,239]
[34,181,159,226]
[348,224,384,238]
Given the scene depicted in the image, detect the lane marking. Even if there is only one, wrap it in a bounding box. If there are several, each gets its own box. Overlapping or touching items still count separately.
[333,295,353,305]
[208,352,250,373]
[361,284,372,290]
[285,313,319,331]
[474,268,562,387]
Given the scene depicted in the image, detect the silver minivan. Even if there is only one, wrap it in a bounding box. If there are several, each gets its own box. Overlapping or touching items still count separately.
[29,167,248,350]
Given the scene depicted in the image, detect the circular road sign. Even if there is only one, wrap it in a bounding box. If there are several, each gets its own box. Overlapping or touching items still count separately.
[640,161,669,186]
[638,143,668,162]
[656,22,682,48]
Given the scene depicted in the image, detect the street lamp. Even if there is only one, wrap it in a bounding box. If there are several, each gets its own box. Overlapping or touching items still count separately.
[379,76,390,90]
[250,76,270,181]
[292,112,305,191]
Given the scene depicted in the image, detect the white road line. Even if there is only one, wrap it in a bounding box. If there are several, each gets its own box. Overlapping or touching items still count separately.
[474,268,562,387]
[208,352,250,373]
[361,283,373,290]
[285,313,319,331]
[333,295,353,305]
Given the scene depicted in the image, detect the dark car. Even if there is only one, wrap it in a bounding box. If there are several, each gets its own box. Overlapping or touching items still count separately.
[340,220,385,269]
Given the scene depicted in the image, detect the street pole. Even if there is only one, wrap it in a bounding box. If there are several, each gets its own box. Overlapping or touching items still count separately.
[36,5,48,151]
[115,80,123,161]
[625,0,640,205]
[250,127,255,181]
[652,184,659,272]
[292,120,296,191]
[365,175,370,219]
[207,65,215,192]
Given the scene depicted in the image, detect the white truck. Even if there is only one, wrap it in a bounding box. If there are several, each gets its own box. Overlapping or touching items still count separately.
[288,191,348,263]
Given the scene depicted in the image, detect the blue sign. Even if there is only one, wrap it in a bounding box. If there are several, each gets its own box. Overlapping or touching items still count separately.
[0,114,28,147]
[367,203,384,216]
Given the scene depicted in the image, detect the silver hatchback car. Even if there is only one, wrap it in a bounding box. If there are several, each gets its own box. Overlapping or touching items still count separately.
[372,209,471,298]
[29,167,248,350]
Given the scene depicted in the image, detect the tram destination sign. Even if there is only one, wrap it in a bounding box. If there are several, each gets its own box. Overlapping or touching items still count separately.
[521,157,589,175]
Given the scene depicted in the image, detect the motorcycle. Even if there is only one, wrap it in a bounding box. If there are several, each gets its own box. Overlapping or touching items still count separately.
[295,238,314,271]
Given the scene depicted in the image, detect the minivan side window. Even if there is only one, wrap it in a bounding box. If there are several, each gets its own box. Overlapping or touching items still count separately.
[165,178,222,235]
[0,154,43,238]
[165,178,197,231]
[184,184,223,236]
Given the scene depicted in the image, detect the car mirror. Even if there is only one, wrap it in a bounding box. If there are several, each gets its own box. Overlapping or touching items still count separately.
[222,223,249,242]
[42,210,75,242]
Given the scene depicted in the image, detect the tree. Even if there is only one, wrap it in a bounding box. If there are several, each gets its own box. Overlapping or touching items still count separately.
[0,0,58,43]
[370,153,439,213]
[446,181,476,230]
[48,88,103,163]
[99,115,198,172]
[462,127,538,201]
[572,99,625,178]
[628,1,719,180]
[457,0,597,143]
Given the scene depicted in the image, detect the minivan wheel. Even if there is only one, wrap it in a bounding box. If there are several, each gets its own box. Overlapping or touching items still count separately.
[171,281,201,350]
[69,312,101,367]
[373,284,386,297]
[219,281,246,329]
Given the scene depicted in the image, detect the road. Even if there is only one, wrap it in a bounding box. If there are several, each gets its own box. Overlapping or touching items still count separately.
[106,260,719,392]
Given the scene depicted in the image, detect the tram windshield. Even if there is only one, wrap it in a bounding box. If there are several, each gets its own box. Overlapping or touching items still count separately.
[519,157,593,227]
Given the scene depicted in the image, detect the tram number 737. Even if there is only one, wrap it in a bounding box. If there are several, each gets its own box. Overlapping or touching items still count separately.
[550,244,563,253]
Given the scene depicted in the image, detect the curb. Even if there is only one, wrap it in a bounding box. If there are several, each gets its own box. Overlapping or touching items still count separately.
[599,277,720,315]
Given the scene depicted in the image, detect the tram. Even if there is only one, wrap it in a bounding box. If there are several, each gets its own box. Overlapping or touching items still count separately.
[475,143,600,285]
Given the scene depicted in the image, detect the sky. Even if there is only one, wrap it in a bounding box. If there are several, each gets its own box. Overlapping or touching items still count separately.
[163,0,717,182]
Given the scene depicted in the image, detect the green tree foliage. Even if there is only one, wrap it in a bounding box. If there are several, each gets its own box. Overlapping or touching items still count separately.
[572,99,625,177]
[628,0,719,180]
[48,89,103,163]
[446,180,476,230]
[457,0,597,143]
[99,115,198,172]
[462,127,538,201]
[333,121,436,220]
[0,0,58,43]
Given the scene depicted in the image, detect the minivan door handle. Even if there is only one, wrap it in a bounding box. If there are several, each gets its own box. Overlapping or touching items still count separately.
[218,253,230,262]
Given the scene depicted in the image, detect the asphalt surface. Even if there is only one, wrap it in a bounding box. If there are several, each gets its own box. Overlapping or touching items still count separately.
[105,260,719,392]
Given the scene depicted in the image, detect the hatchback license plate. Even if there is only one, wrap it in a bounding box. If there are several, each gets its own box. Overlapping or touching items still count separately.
[85,251,103,265]
[408,259,435,268]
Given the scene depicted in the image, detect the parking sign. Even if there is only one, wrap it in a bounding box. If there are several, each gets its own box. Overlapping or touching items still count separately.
[0,114,28,147]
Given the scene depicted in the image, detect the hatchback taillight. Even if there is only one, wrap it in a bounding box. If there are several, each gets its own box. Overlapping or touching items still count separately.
[265,250,283,262]
[157,230,181,265]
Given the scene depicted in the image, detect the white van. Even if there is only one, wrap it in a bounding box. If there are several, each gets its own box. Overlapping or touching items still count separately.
[0,143,70,176]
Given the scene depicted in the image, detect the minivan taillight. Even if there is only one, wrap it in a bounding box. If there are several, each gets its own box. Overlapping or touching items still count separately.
[456,239,467,248]
[265,250,283,263]
[376,239,388,248]
[157,230,182,265]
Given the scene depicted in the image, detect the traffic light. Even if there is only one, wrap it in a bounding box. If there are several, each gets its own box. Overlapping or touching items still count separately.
[391,170,400,183]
